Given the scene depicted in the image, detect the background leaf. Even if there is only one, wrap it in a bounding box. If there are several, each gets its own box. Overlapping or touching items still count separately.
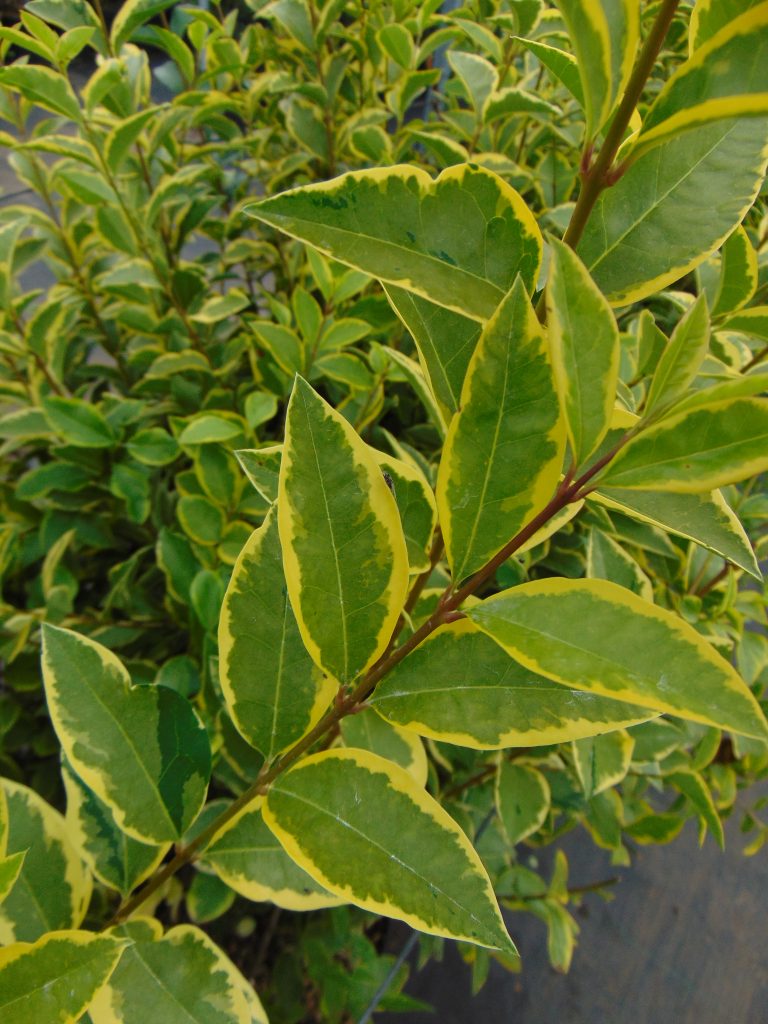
[42,625,211,843]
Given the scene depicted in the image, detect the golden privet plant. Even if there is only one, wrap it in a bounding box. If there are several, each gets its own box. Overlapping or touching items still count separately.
[2,0,768,1020]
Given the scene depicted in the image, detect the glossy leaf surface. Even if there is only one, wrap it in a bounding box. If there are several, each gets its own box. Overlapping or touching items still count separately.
[263,748,516,953]
[248,164,542,321]
[219,508,334,760]
[636,5,768,156]
[0,931,127,1024]
[579,118,768,306]
[371,621,652,748]
[42,625,210,843]
[90,924,267,1024]
[279,377,408,683]
[468,579,768,739]
[599,398,768,492]
[437,279,564,582]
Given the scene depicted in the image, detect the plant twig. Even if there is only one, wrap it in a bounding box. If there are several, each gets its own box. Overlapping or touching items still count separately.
[108,421,640,927]
[535,0,681,320]
[561,0,681,252]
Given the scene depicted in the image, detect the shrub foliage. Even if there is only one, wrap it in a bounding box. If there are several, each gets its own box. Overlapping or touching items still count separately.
[1,0,768,1020]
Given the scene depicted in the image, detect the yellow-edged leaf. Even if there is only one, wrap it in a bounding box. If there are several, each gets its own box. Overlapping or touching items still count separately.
[546,238,620,464]
[371,619,654,748]
[202,799,342,912]
[90,922,267,1024]
[437,279,565,582]
[0,930,128,1024]
[41,624,211,843]
[279,376,409,683]
[0,779,92,943]
[219,507,335,760]
[247,164,542,322]
[468,578,768,739]
[263,748,517,954]
[339,706,428,786]
[635,3,768,158]
[598,397,768,492]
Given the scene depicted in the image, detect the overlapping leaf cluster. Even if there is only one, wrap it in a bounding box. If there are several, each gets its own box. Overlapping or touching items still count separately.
[1,1,768,1020]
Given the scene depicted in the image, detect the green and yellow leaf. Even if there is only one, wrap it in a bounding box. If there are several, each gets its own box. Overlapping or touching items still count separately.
[579,118,768,307]
[437,279,565,582]
[339,707,428,786]
[0,931,128,1024]
[592,485,760,579]
[689,0,763,52]
[555,0,638,137]
[90,923,267,1024]
[586,528,653,601]
[235,446,282,504]
[384,346,447,436]
[516,500,584,555]
[263,748,516,954]
[546,238,620,464]
[62,760,169,897]
[278,377,408,683]
[495,763,551,845]
[518,37,584,106]
[634,3,768,158]
[0,852,25,905]
[598,397,768,492]
[572,729,634,799]
[42,624,211,843]
[373,449,437,573]
[712,225,758,317]
[202,799,342,911]
[247,164,542,322]
[219,507,334,761]
[667,769,724,849]
[384,286,481,420]
[645,295,710,415]
[370,620,653,748]
[0,779,92,943]
[468,578,768,739]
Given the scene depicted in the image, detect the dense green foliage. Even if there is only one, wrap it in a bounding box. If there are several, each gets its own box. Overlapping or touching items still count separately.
[1,0,768,1020]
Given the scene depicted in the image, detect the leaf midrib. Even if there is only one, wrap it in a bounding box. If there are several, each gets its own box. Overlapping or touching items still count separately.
[274,787,497,939]
[587,121,740,275]
[257,214,503,316]
[56,653,176,836]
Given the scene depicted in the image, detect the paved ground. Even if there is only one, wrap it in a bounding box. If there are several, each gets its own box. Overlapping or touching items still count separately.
[384,791,768,1024]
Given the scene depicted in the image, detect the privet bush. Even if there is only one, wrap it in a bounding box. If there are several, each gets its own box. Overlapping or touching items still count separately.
[1,0,768,1020]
